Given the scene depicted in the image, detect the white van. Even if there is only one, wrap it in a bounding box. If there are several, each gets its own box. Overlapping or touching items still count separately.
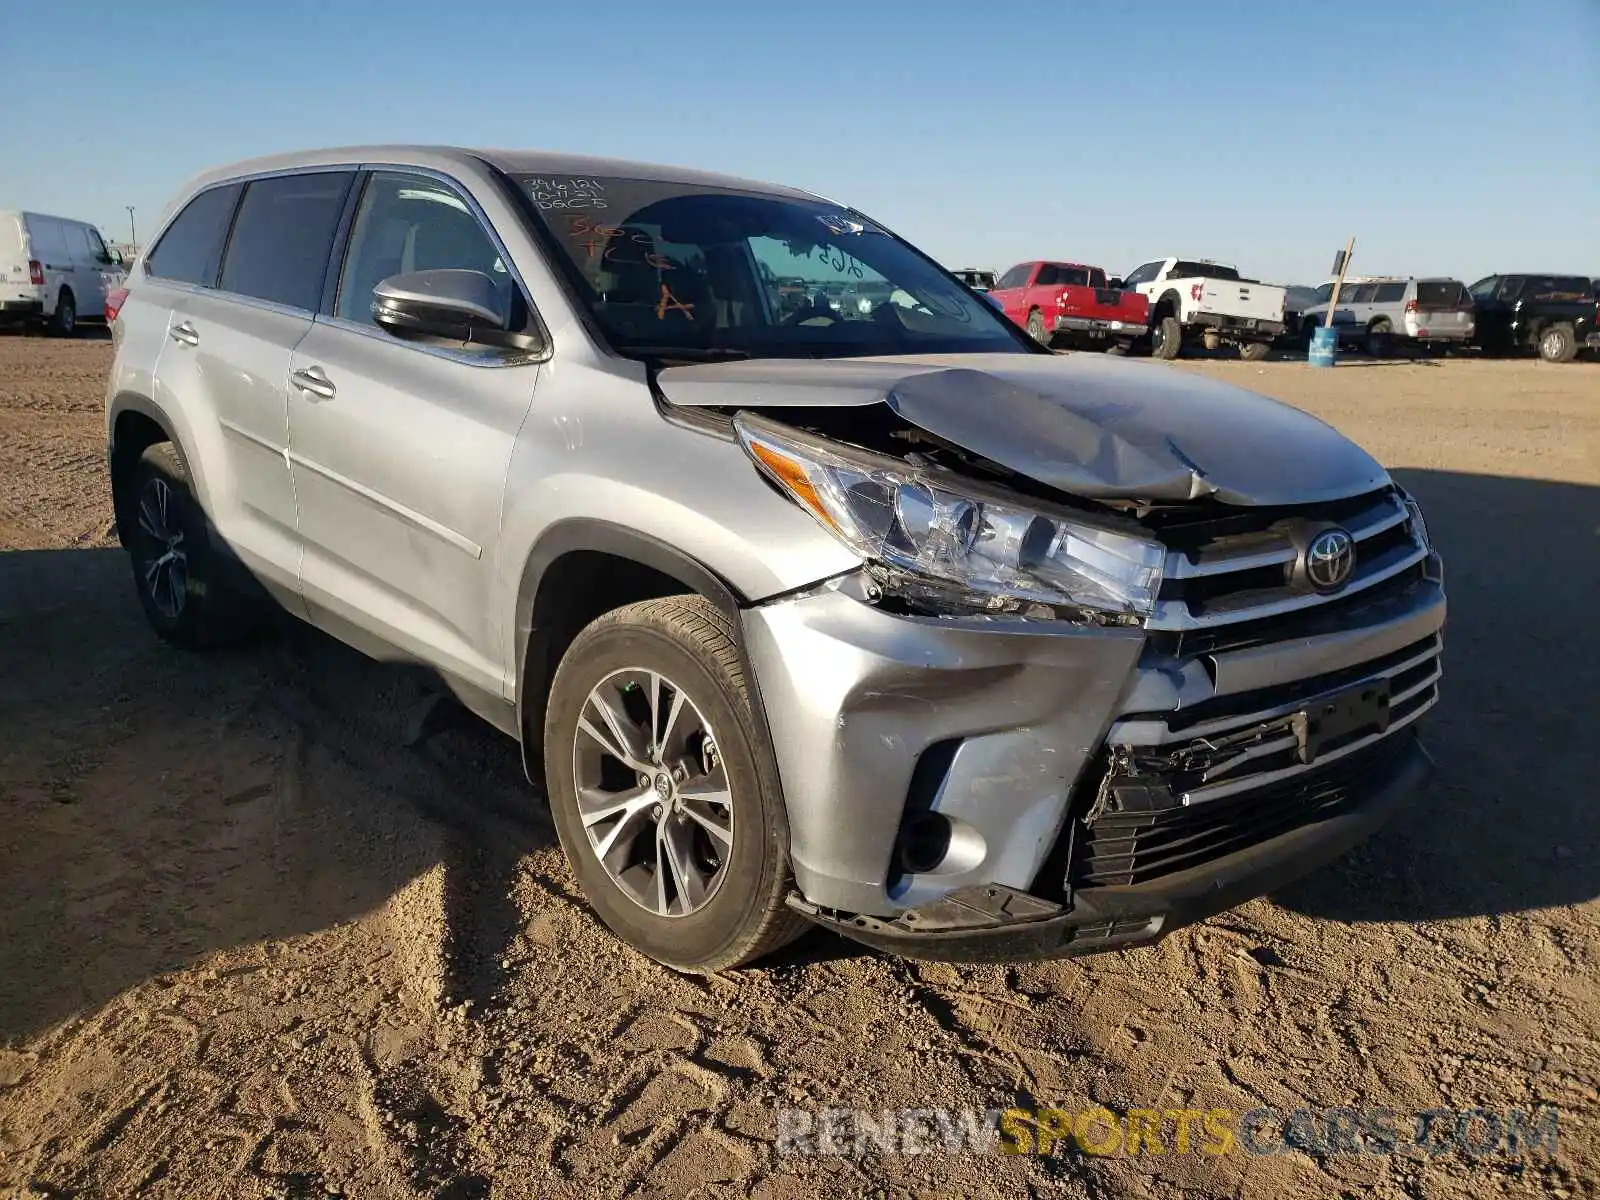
[0,210,127,335]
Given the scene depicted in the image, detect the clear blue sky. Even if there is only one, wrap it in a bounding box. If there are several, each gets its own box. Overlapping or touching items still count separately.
[2,0,1595,284]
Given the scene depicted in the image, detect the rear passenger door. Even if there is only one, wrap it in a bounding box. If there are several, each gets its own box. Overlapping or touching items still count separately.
[1368,281,1406,332]
[151,170,354,599]
[286,170,542,699]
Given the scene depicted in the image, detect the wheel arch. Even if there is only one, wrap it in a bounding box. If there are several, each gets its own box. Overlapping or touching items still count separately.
[108,394,183,547]
[513,519,758,782]
[1154,290,1183,320]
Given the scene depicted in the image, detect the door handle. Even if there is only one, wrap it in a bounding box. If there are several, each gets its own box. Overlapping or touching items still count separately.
[290,365,336,400]
[168,321,199,346]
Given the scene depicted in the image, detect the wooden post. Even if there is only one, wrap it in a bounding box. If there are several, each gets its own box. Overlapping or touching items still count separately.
[1320,236,1357,331]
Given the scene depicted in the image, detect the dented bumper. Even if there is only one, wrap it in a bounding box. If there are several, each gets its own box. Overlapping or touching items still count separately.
[788,735,1431,961]
[743,566,1444,945]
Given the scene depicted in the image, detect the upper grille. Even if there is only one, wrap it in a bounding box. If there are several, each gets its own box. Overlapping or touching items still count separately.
[1147,489,1429,634]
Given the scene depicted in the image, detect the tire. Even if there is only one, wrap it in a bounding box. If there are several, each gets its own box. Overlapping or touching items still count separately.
[1366,319,1393,358]
[544,595,809,973]
[1151,314,1182,360]
[1026,309,1052,348]
[118,442,254,649]
[50,289,76,338]
[1538,322,1577,364]
[1238,340,1271,362]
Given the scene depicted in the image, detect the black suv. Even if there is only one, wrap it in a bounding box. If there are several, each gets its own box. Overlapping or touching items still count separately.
[1468,274,1599,363]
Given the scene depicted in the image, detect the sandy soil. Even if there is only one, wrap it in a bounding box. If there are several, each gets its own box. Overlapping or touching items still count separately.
[1,336,1595,1198]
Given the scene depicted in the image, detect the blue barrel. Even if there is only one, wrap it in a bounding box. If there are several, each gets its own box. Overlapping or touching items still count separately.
[1308,325,1338,368]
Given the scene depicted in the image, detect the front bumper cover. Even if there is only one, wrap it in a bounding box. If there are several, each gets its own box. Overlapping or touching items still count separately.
[790,735,1432,962]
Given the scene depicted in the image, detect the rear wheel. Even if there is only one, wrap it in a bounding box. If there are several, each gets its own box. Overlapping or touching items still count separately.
[1538,322,1577,363]
[50,290,76,338]
[1366,319,1393,357]
[119,443,255,649]
[1026,309,1052,348]
[1238,340,1271,362]
[1151,314,1182,359]
[544,596,808,973]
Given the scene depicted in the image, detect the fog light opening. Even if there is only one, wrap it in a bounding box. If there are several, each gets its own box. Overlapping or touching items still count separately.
[898,813,954,875]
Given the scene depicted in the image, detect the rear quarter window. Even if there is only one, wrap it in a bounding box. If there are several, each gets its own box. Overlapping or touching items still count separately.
[146,184,242,286]
[1524,276,1593,302]
[218,172,354,311]
[1373,282,1405,303]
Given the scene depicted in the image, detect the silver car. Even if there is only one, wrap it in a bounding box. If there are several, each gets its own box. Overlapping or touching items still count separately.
[106,147,1445,971]
[1303,276,1475,354]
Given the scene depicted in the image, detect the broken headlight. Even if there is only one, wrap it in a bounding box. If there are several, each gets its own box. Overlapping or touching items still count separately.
[735,413,1164,618]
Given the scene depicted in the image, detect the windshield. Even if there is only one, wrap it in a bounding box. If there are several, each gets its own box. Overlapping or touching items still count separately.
[515,174,1027,360]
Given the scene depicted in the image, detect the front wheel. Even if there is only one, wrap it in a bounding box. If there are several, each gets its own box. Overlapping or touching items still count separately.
[1238,341,1271,362]
[1539,323,1577,363]
[1151,314,1182,359]
[544,596,808,972]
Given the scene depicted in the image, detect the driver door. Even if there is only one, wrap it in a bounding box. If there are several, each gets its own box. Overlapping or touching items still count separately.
[287,170,541,698]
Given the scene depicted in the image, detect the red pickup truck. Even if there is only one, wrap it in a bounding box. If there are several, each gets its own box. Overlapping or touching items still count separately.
[991,261,1149,352]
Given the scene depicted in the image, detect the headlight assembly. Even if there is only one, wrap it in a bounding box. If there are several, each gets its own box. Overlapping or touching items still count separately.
[735,414,1164,619]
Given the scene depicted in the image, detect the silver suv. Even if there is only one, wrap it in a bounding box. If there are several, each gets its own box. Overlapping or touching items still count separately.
[106,147,1445,971]
[1304,277,1475,354]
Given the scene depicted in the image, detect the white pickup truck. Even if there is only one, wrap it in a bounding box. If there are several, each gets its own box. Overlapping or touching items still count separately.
[1116,257,1287,361]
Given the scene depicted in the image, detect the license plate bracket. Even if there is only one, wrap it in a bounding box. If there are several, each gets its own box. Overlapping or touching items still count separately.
[1293,680,1392,763]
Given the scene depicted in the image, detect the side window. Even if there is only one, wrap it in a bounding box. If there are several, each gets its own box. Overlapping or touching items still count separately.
[1496,277,1524,301]
[1374,282,1405,303]
[995,265,1029,289]
[79,226,110,263]
[1123,261,1161,287]
[336,172,511,326]
[1469,276,1498,299]
[1034,265,1057,286]
[218,172,354,311]
[145,183,241,286]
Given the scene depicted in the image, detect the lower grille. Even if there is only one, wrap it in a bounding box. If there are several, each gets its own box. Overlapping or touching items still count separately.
[1072,732,1417,887]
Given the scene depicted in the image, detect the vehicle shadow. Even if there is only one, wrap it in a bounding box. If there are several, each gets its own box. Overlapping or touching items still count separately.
[0,547,555,1044]
[1272,468,1600,923]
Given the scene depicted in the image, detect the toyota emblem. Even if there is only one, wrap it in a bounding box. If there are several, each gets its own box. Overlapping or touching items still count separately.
[1304,527,1356,592]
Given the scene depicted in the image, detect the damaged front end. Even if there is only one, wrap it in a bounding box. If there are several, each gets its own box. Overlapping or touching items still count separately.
[659,355,1442,961]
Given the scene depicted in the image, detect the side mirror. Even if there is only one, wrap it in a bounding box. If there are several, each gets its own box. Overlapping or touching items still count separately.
[1108,277,1125,290]
[373,269,541,353]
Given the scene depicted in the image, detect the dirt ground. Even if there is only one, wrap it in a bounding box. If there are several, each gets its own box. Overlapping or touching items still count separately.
[1,336,1595,1198]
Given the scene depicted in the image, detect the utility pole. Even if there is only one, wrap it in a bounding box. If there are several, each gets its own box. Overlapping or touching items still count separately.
[126,206,136,249]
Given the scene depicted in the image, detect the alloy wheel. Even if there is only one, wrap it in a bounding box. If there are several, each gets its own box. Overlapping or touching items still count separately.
[571,668,734,918]
[135,477,188,618]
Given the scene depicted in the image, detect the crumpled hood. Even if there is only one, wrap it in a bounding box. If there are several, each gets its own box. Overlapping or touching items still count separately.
[656,353,1388,506]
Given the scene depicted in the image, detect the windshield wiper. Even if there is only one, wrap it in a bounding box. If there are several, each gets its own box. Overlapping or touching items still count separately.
[624,345,751,363]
